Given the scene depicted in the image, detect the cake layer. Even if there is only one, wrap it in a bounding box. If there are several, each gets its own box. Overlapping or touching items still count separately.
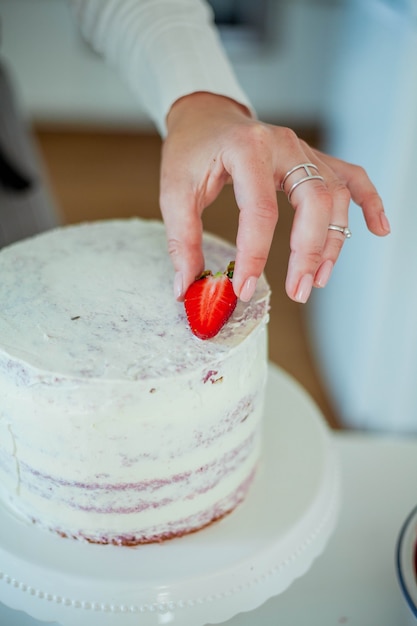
[0,219,270,543]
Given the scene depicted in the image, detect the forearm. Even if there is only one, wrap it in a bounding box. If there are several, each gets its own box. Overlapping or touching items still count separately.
[69,0,254,135]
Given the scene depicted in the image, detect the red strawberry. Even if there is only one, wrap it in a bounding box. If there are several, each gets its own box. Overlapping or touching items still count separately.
[184,261,237,340]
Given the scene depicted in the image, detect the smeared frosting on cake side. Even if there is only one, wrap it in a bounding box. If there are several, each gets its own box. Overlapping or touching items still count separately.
[0,219,270,544]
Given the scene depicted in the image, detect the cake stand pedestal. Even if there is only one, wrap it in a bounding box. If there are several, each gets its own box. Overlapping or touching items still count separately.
[0,364,340,626]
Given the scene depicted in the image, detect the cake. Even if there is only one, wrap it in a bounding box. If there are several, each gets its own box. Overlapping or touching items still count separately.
[0,218,270,545]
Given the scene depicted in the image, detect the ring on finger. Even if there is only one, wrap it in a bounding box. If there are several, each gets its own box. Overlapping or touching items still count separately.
[281,163,324,202]
[328,224,352,239]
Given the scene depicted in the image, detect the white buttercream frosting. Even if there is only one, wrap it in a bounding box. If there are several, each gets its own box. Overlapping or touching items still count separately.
[0,219,270,544]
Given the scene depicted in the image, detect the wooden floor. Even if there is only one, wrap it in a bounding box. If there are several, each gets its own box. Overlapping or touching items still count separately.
[33,125,341,429]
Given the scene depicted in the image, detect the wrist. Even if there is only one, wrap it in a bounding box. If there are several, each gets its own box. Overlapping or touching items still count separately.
[166,92,252,133]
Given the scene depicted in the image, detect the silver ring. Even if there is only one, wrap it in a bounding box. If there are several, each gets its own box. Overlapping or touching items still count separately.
[328,224,352,238]
[281,163,324,201]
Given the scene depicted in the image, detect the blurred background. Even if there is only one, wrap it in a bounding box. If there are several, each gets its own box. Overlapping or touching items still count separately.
[1,0,416,433]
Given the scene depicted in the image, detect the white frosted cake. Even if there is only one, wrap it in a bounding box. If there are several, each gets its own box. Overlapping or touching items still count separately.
[0,219,270,545]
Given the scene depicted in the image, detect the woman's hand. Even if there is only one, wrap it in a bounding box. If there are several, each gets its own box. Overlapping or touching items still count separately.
[160,92,390,303]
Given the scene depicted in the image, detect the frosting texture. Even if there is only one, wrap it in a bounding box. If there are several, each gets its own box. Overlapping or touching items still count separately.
[0,219,270,543]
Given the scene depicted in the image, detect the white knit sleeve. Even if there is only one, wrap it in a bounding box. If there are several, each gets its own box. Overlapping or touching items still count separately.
[69,0,255,135]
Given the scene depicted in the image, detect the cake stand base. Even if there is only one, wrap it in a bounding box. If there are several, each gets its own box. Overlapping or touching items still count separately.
[0,364,340,626]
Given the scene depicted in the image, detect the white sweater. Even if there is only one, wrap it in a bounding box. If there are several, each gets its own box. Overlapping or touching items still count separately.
[70,0,254,135]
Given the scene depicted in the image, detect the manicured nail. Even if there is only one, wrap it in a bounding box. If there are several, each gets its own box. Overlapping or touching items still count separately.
[239,276,257,302]
[173,271,184,300]
[380,212,391,234]
[315,259,334,288]
[295,274,314,303]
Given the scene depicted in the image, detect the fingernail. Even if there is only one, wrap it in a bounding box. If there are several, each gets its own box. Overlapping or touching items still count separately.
[295,274,314,303]
[173,271,184,300]
[240,276,257,302]
[315,259,334,288]
[380,212,391,234]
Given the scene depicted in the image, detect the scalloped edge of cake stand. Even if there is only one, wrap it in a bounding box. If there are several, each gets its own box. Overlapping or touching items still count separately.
[0,363,340,626]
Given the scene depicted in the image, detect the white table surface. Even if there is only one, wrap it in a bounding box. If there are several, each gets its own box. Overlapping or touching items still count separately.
[1,431,416,626]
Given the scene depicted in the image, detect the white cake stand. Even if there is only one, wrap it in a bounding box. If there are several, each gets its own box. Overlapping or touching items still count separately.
[0,364,340,626]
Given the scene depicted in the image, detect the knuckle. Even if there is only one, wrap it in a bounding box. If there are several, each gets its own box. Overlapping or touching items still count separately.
[331,181,351,207]
[304,248,324,267]
[290,238,323,266]
[277,126,300,149]
[166,237,182,260]
[167,235,201,266]
[254,199,279,225]
[364,189,383,211]
[313,182,331,199]
[295,184,332,213]
[324,239,345,264]
[351,163,368,181]
[290,179,332,212]
[298,138,311,152]
[233,121,274,152]
[237,248,269,267]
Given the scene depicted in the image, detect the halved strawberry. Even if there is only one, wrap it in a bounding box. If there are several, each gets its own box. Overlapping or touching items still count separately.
[184,261,237,340]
